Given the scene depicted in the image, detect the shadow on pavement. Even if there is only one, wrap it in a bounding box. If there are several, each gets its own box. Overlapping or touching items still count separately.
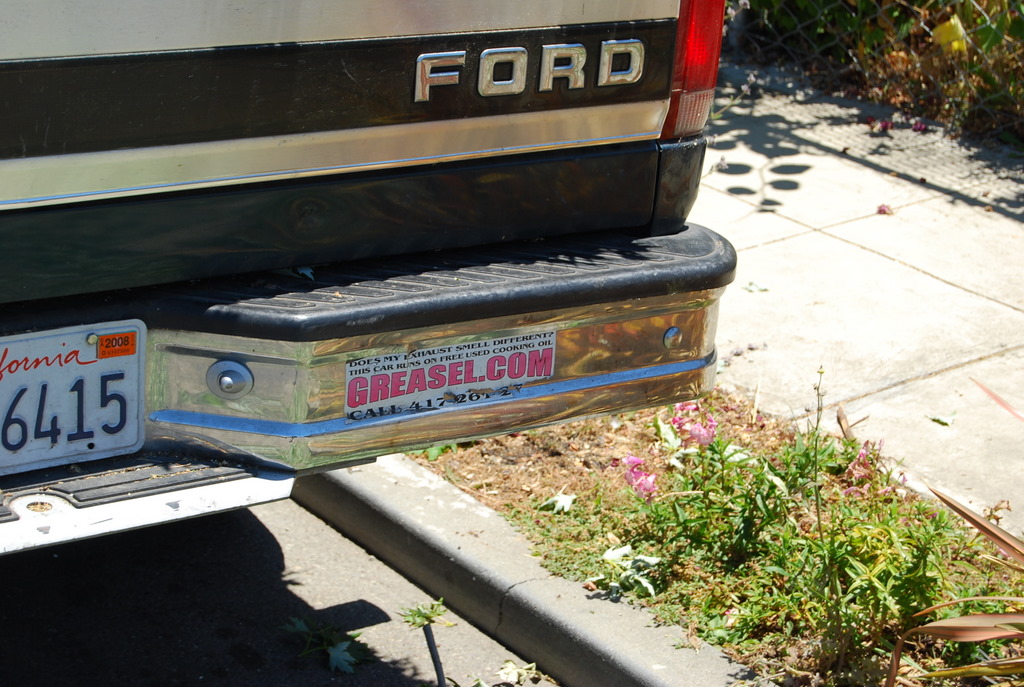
[709,79,1024,221]
[0,510,422,686]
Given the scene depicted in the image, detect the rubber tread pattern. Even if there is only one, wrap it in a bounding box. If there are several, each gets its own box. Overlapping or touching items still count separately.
[141,224,736,341]
[0,455,257,524]
[0,225,735,342]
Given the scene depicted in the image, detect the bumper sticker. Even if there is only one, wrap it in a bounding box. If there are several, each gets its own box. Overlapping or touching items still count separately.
[345,332,555,421]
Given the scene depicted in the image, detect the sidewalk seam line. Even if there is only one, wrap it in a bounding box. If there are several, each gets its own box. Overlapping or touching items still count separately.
[821,230,1024,316]
[789,342,1024,421]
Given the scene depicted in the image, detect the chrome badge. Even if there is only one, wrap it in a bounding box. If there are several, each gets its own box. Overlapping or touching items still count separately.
[415,39,645,102]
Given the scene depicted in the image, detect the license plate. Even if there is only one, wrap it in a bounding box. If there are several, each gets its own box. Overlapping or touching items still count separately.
[0,320,146,476]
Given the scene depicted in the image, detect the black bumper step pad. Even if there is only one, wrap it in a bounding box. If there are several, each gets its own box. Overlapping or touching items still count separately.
[0,455,257,524]
[1,225,735,341]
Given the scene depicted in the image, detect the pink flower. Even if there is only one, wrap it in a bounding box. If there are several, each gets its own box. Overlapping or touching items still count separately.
[877,204,893,215]
[623,456,644,483]
[621,455,657,501]
[624,465,646,486]
[671,403,719,447]
[623,455,645,468]
[688,418,718,446]
[879,120,894,132]
[611,455,645,470]
[629,471,657,502]
[845,443,874,482]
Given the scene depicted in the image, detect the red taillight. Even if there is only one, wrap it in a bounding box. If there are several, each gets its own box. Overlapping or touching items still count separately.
[661,0,726,139]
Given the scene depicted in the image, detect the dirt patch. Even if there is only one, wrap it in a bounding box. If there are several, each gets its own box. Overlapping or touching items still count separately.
[411,389,794,515]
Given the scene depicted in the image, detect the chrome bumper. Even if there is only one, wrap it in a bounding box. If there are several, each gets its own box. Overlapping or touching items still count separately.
[141,225,735,473]
[147,292,723,471]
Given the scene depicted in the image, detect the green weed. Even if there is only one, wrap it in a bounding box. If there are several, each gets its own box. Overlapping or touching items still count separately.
[282,617,373,674]
[401,598,454,686]
[509,378,1024,684]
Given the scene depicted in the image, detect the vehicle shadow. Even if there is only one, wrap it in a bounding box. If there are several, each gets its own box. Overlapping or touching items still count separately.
[0,509,423,686]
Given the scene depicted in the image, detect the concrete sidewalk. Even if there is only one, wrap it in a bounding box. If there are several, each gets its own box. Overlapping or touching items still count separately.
[696,66,1024,533]
[297,77,1023,686]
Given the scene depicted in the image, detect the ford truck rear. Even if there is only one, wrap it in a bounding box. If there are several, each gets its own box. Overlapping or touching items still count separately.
[0,0,732,552]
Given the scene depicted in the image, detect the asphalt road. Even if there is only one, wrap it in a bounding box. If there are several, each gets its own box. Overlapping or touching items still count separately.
[0,500,554,687]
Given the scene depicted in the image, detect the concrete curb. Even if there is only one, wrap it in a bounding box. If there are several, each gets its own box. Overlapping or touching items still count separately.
[293,454,759,687]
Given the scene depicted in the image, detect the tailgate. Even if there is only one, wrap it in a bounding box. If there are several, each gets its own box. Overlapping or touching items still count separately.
[0,1,683,302]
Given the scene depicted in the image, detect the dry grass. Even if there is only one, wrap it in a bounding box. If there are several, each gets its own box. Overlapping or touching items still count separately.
[412,389,794,515]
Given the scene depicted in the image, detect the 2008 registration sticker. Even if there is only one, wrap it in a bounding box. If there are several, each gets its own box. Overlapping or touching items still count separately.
[0,320,146,476]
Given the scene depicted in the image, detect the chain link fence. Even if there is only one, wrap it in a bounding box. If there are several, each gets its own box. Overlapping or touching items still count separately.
[723,0,1023,144]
